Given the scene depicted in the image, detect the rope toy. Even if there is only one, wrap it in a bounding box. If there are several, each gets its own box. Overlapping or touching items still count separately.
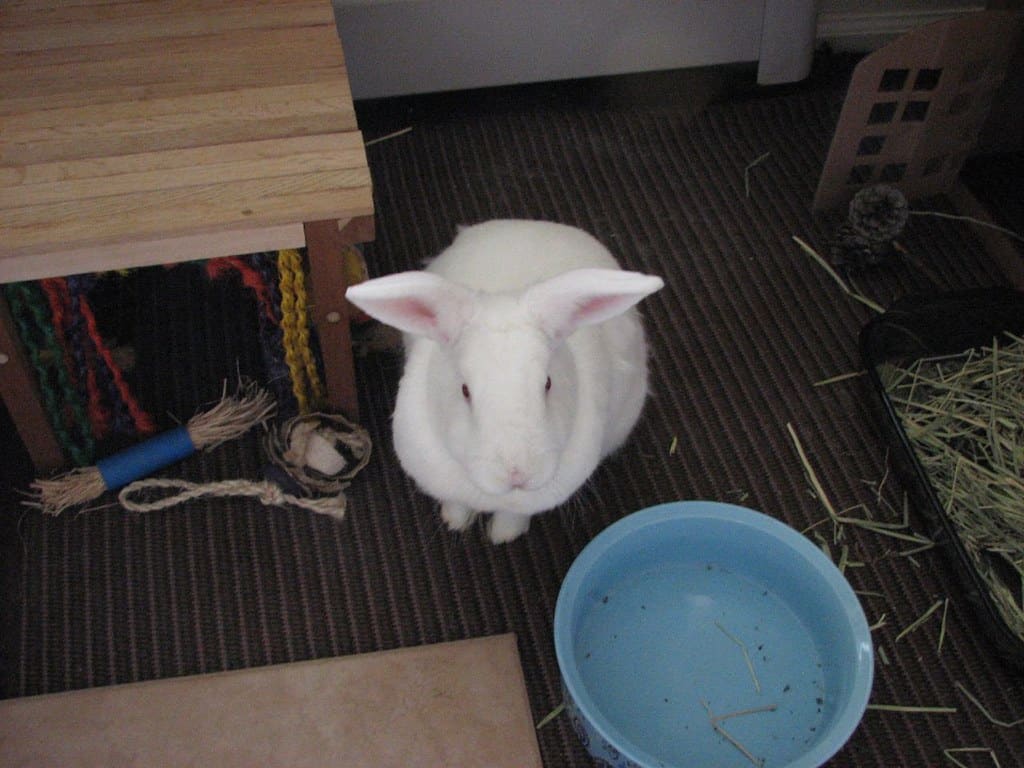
[26,384,373,520]
[117,411,370,520]
[5,276,157,467]
[12,249,334,468]
[26,384,276,516]
[18,249,370,519]
[4,281,96,465]
[118,478,347,518]
[278,248,325,413]
[205,250,327,417]
[66,273,156,438]
[263,412,372,496]
[205,252,299,416]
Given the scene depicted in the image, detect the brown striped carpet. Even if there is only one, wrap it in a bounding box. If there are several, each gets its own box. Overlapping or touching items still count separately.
[2,74,1023,767]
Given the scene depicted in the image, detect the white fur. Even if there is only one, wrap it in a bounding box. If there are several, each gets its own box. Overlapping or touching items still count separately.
[346,220,663,543]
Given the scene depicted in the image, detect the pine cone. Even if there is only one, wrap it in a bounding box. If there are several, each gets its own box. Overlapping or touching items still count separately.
[848,184,909,244]
[829,221,876,272]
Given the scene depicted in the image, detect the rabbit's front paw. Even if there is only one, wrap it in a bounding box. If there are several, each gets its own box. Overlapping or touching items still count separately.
[441,502,477,532]
[488,512,530,544]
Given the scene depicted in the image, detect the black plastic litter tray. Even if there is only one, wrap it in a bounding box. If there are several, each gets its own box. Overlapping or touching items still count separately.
[860,287,1024,669]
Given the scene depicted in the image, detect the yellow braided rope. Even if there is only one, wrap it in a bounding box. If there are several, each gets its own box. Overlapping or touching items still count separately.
[277,249,324,413]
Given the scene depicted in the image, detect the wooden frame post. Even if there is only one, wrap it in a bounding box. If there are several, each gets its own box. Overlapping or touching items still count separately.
[304,216,375,420]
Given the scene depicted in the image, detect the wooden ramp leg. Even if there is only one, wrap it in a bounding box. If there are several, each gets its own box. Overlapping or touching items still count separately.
[0,292,66,472]
[304,217,374,421]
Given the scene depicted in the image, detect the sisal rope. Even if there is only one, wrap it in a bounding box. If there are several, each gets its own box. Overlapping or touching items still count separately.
[119,478,346,519]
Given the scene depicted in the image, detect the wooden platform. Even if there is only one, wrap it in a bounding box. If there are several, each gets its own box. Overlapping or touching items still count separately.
[0,634,544,767]
[0,0,374,471]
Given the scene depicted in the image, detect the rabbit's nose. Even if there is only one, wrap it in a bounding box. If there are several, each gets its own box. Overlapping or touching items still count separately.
[507,467,528,489]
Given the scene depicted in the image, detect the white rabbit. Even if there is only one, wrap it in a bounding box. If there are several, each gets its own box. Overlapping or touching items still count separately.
[345,220,663,543]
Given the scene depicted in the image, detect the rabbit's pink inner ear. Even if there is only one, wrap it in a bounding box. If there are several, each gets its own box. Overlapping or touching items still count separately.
[537,290,643,341]
[525,268,663,341]
[347,271,474,343]
[570,295,624,326]
[402,299,439,325]
[385,298,451,342]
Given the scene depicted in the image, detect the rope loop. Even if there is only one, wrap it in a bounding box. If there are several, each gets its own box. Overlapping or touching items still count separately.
[119,478,347,519]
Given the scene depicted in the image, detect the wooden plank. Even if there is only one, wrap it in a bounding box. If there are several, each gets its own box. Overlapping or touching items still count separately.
[0,25,343,76]
[2,0,136,9]
[0,72,348,119]
[0,0,336,52]
[1,134,369,208]
[1,0,332,26]
[2,76,354,137]
[0,634,544,768]
[0,133,365,186]
[0,25,345,99]
[1,80,357,164]
[2,173,373,259]
[2,0,126,10]
[0,32,346,91]
[0,222,306,283]
[1,0,333,25]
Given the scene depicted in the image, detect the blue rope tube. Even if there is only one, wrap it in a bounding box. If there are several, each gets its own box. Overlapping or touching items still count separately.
[96,426,196,491]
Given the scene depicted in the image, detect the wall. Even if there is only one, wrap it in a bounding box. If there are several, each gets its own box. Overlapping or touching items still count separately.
[333,1,989,99]
[332,1,815,99]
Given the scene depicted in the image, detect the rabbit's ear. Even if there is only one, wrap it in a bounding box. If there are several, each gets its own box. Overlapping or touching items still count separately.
[346,272,475,344]
[523,268,664,342]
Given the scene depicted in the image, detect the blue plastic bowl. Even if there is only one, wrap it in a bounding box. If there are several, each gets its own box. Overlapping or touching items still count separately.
[554,501,873,768]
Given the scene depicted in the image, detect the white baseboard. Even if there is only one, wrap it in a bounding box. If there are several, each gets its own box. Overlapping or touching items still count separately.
[816,4,985,49]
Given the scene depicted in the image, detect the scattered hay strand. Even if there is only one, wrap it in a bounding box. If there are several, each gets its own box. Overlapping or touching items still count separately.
[715,621,761,694]
[877,644,891,666]
[701,699,776,768]
[955,682,1024,728]
[712,704,779,724]
[894,599,944,643]
[813,370,866,387]
[899,541,937,558]
[802,517,830,535]
[943,747,1003,768]
[363,126,413,147]
[787,422,840,520]
[791,236,885,314]
[786,423,932,549]
[938,598,950,654]
[856,590,886,599]
[838,543,851,573]
[744,151,771,197]
[867,704,957,714]
[727,488,751,503]
[535,702,565,730]
[909,208,1024,244]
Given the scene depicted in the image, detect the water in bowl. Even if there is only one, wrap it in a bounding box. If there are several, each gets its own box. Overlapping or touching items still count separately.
[574,560,828,767]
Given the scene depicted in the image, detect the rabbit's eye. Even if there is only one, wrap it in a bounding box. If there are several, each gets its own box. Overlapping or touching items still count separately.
[462,383,471,401]
[545,376,552,392]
